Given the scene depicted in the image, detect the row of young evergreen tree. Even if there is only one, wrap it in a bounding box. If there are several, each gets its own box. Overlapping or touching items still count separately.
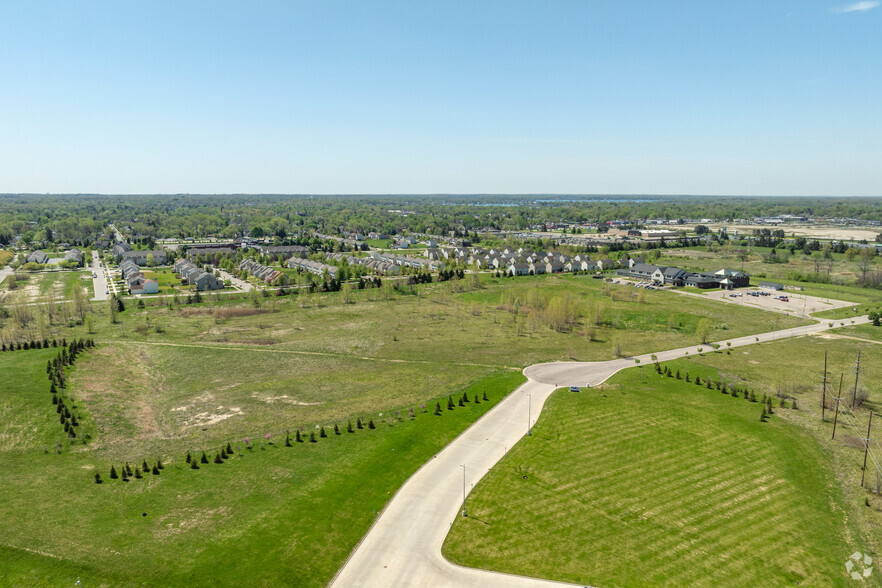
[654,362,797,421]
[95,391,491,484]
[48,338,96,441]
[1,337,91,352]
[98,458,164,484]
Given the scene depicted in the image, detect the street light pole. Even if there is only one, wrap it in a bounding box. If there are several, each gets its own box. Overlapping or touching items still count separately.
[527,393,532,436]
[461,464,466,517]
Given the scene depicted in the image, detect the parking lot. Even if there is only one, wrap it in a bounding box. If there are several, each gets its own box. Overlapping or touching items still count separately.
[701,288,857,317]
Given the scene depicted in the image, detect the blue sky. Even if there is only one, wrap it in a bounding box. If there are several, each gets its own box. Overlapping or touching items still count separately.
[1,1,879,195]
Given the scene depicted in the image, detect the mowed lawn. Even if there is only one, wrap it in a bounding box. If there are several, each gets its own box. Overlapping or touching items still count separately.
[444,366,861,587]
[0,347,525,587]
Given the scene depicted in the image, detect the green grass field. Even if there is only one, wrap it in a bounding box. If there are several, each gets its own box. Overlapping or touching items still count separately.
[0,345,524,587]
[444,364,868,587]
[0,273,856,586]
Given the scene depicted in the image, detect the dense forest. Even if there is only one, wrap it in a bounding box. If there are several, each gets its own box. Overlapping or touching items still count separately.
[1,194,881,246]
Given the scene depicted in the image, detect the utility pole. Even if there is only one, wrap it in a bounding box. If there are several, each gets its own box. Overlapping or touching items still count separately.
[861,412,874,488]
[832,374,843,440]
[821,350,829,422]
[851,350,862,410]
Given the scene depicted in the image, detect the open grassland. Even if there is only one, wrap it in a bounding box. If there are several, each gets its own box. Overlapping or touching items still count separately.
[100,274,812,368]
[0,274,832,586]
[0,346,524,587]
[444,364,870,587]
[1,270,93,303]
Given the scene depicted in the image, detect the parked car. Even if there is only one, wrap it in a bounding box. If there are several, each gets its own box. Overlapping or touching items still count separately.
[569,386,580,392]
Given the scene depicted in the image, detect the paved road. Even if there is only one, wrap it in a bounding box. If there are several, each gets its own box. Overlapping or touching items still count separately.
[90,251,110,301]
[215,266,253,291]
[331,314,870,588]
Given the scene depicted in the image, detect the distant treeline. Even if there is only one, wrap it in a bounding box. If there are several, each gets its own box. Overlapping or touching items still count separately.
[1,194,880,246]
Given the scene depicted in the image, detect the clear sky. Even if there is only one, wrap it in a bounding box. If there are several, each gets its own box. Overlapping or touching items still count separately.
[1,1,880,195]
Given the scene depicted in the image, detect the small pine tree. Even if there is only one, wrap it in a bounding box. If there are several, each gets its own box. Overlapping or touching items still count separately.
[142,460,149,472]
[462,392,469,403]
[121,470,129,482]
[447,396,455,410]
[185,451,192,463]
[70,415,78,426]
[110,465,118,479]
[226,443,233,455]
[458,397,464,407]
[52,394,58,405]
[474,394,480,404]
[347,421,354,433]
[190,458,199,469]
[296,430,303,442]
[482,392,488,401]
[134,467,143,479]
[334,424,340,435]
[125,463,133,476]
[675,370,681,379]
[368,419,375,429]
[95,472,103,484]
[50,381,57,395]
[706,380,712,389]
[320,426,327,438]
[685,373,691,382]
[792,398,798,410]
[760,406,767,422]
[214,453,223,464]
[434,402,442,415]
[694,375,701,385]
[357,418,364,429]
[749,391,757,402]
[309,432,316,443]
[200,451,208,464]
[766,398,774,414]
[220,448,228,459]
[285,434,292,447]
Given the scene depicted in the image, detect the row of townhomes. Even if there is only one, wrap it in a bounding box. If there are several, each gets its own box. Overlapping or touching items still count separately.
[424,246,613,275]
[286,257,339,278]
[616,263,750,289]
[238,259,282,283]
[119,249,167,266]
[369,251,443,272]
[119,258,158,295]
[257,245,309,259]
[173,259,224,291]
[325,252,401,275]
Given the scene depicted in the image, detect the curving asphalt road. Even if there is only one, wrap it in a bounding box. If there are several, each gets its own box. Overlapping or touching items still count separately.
[331,313,870,588]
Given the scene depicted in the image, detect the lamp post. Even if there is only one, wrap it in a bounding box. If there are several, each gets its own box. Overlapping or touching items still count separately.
[527,393,532,436]
[461,464,466,517]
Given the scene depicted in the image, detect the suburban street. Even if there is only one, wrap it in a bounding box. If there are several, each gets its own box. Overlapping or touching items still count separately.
[90,251,110,301]
[331,314,871,588]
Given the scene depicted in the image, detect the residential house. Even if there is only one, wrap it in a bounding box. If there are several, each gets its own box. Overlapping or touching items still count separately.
[27,250,49,264]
